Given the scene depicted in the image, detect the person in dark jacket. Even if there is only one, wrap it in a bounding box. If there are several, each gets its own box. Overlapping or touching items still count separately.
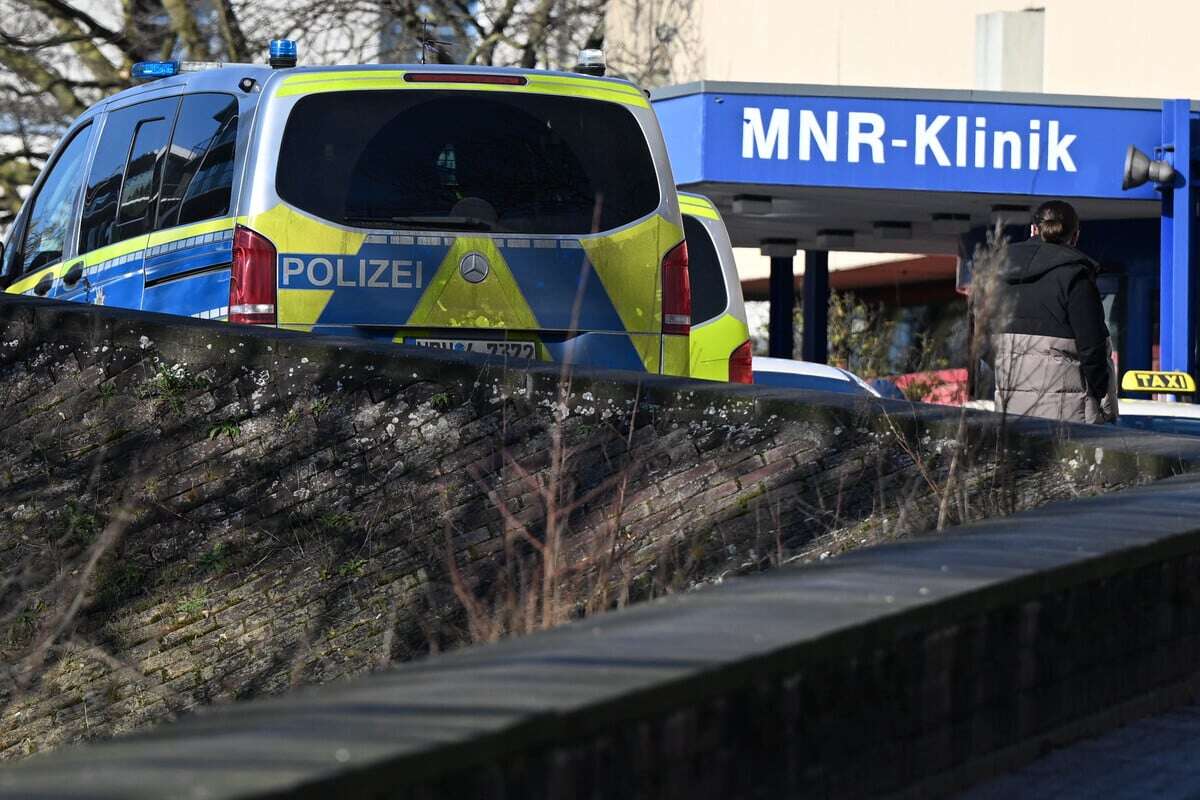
[993,200,1118,423]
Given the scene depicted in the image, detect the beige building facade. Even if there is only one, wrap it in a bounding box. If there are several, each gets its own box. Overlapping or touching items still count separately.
[609,0,1200,280]
[611,0,1200,98]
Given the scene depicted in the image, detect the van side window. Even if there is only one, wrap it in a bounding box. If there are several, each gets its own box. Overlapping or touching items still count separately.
[19,123,94,274]
[684,216,728,324]
[157,94,238,230]
[79,97,178,255]
[112,116,171,242]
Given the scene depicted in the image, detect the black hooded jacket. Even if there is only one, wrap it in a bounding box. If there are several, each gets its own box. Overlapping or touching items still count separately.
[998,239,1112,402]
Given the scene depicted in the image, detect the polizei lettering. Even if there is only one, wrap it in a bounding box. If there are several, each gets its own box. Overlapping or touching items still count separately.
[742,107,1077,172]
[280,256,425,289]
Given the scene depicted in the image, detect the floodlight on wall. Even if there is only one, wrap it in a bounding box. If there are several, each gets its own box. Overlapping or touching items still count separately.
[873,222,912,240]
[733,194,773,215]
[1122,145,1176,190]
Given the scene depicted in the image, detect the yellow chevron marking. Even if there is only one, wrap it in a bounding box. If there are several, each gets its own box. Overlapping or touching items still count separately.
[689,312,750,381]
[246,204,364,255]
[581,215,681,370]
[406,237,539,330]
[661,333,689,377]
[277,289,334,328]
[630,333,662,374]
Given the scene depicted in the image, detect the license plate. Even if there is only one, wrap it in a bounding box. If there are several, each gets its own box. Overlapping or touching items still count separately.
[411,338,537,359]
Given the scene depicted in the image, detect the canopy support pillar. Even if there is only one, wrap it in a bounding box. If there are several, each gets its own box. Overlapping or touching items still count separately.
[764,240,798,359]
[802,249,829,364]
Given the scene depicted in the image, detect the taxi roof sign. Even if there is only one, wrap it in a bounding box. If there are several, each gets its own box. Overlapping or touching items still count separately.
[1120,370,1196,394]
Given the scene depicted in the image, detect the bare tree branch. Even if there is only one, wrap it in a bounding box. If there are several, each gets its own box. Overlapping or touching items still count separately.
[213,0,248,62]
[28,0,123,86]
[160,0,212,59]
[519,0,555,67]
[0,43,87,116]
[30,0,138,57]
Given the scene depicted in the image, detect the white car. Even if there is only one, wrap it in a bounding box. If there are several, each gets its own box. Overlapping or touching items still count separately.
[751,356,881,397]
[1113,399,1200,436]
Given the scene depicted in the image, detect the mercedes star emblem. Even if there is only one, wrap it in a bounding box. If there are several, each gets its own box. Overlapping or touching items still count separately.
[460,252,490,284]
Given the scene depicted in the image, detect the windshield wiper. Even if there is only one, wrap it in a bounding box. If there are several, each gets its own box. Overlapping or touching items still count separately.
[342,215,495,231]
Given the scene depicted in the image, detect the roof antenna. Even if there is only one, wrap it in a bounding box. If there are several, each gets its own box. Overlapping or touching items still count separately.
[416,18,453,64]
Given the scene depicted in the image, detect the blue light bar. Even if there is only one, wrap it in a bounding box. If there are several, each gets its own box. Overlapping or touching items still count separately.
[269,39,298,68]
[131,61,180,81]
[269,39,297,58]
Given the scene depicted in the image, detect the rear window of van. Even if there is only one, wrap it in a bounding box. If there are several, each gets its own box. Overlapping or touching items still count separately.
[684,215,728,324]
[276,90,660,235]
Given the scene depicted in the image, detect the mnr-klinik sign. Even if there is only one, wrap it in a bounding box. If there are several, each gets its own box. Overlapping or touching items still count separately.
[688,94,1163,198]
[743,108,1079,172]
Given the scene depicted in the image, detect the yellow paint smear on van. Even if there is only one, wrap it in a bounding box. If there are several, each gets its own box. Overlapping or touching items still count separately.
[247,204,365,255]
[277,288,334,328]
[406,236,539,330]
[275,70,650,108]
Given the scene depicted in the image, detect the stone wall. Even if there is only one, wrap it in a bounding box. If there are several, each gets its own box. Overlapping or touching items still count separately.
[0,295,1195,759]
[5,472,1200,799]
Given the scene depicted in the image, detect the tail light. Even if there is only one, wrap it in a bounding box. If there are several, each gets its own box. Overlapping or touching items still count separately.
[662,240,691,336]
[229,225,277,326]
[729,340,753,384]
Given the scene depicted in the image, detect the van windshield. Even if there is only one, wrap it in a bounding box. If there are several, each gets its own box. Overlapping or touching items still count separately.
[276,89,660,235]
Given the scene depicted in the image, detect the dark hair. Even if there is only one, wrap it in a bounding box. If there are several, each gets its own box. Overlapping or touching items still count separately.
[1032,200,1080,245]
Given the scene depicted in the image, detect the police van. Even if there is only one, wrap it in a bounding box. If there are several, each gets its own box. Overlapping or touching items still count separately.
[678,192,752,383]
[1,44,693,376]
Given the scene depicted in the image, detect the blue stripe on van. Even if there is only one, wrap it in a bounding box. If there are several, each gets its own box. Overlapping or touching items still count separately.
[144,237,234,284]
[282,235,634,334]
[501,247,627,333]
[541,332,646,371]
[141,268,231,317]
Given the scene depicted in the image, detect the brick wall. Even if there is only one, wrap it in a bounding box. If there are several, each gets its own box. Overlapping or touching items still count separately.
[0,296,1193,759]
[386,541,1200,800]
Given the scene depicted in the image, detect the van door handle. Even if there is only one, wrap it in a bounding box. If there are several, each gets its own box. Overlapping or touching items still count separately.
[62,261,85,288]
[33,274,54,296]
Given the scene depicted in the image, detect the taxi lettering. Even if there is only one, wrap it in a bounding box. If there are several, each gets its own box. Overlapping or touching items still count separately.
[280,256,424,289]
[1120,370,1197,393]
